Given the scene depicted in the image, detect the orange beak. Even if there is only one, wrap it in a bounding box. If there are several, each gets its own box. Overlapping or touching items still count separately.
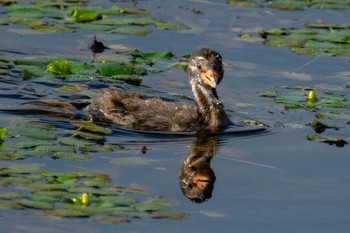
[193,173,211,190]
[201,69,220,88]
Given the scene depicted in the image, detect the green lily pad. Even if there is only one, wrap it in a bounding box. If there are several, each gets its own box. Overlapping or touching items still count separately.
[135,201,166,212]
[34,145,75,153]
[50,152,91,160]
[229,0,262,8]
[316,112,350,122]
[155,20,190,30]
[70,121,112,134]
[307,133,347,147]
[7,125,56,140]
[31,195,59,203]
[110,75,142,86]
[81,144,124,152]
[108,26,152,36]
[0,192,27,200]
[309,120,340,133]
[151,211,187,220]
[18,65,47,79]
[47,60,71,77]
[68,130,105,141]
[46,209,90,217]
[0,201,24,210]
[100,196,138,206]
[261,26,350,57]
[18,199,54,210]
[59,137,95,146]
[69,9,102,23]
[92,216,129,224]
[16,140,55,149]
[96,62,147,76]
[84,179,113,188]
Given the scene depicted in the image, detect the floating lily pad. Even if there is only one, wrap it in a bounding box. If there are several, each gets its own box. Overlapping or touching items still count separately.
[50,152,91,160]
[100,196,138,206]
[257,91,280,98]
[7,125,56,140]
[69,9,102,23]
[316,112,350,122]
[35,145,75,153]
[307,133,347,147]
[154,20,190,30]
[0,201,24,210]
[151,211,187,220]
[70,121,112,134]
[309,120,339,133]
[59,137,95,146]
[46,209,90,218]
[135,201,166,212]
[229,0,262,8]
[0,192,27,200]
[16,140,55,149]
[17,199,54,210]
[260,26,350,57]
[92,216,129,224]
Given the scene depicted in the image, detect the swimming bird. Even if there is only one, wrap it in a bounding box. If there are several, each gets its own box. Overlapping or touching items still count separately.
[89,48,231,132]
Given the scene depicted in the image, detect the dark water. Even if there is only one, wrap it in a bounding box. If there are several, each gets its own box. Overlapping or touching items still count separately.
[1,1,350,233]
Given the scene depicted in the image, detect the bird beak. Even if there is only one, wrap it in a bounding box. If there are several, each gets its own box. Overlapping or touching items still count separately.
[201,69,220,88]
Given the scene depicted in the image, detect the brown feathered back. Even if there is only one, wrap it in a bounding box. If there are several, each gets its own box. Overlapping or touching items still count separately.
[89,89,199,132]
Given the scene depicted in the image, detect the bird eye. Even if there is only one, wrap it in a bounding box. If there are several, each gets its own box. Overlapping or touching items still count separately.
[197,64,202,70]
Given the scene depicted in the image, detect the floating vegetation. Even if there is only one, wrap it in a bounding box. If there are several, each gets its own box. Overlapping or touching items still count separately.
[1,47,184,88]
[47,60,72,78]
[259,87,350,147]
[228,0,350,10]
[0,121,123,161]
[2,1,189,35]
[259,25,350,57]
[0,166,186,223]
[0,128,6,144]
[307,134,347,147]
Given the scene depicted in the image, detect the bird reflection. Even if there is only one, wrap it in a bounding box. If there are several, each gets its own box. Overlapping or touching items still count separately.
[179,133,220,203]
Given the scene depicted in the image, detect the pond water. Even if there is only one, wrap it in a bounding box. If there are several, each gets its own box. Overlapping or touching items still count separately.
[0,0,350,233]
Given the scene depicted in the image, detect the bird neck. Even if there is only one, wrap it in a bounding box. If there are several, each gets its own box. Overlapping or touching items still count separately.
[190,78,230,130]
